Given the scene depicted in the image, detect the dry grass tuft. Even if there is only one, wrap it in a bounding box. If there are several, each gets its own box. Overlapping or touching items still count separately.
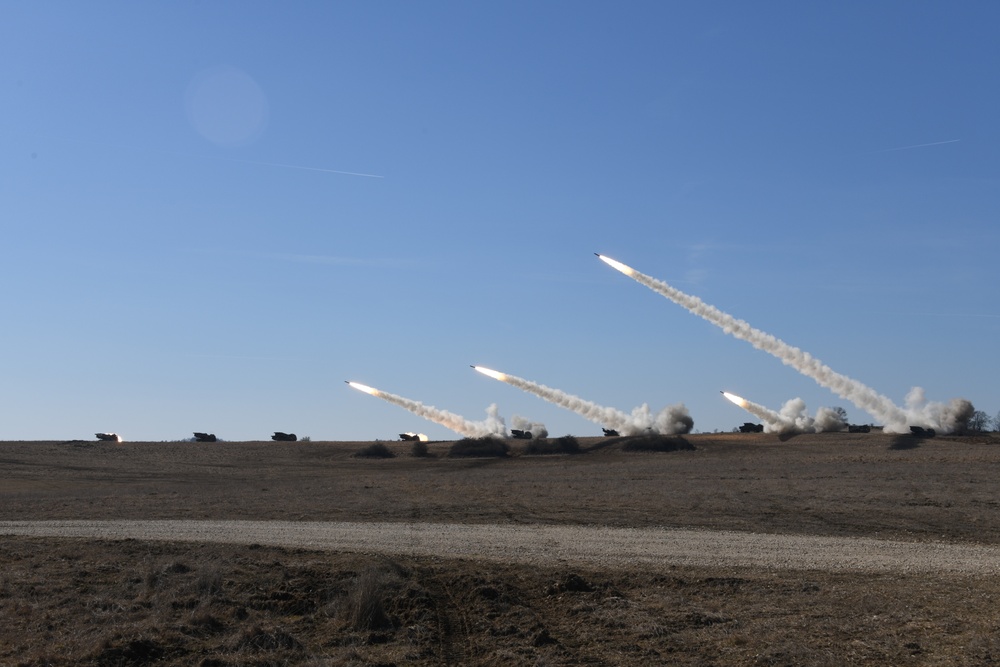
[340,566,396,632]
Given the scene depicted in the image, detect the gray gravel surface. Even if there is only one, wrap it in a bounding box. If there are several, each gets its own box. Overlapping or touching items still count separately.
[3,520,999,574]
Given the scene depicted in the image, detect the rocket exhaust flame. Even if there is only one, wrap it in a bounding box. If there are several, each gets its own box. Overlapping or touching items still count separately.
[346,381,378,396]
[472,366,506,381]
[473,365,693,435]
[721,391,748,408]
[596,253,636,277]
[599,254,973,434]
[346,380,507,438]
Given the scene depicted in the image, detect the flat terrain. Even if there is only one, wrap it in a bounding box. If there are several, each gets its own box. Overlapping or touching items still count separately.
[3,432,1000,665]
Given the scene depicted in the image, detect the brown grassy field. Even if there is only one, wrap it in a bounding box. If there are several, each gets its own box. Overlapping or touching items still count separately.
[3,432,1000,665]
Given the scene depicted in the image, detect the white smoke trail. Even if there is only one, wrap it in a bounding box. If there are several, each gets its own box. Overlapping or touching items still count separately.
[473,367,693,435]
[721,391,787,432]
[346,382,507,438]
[598,255,972,434]
[723,392,847,435]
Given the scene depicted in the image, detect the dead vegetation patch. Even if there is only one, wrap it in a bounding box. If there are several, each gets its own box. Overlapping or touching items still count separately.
[521,435,581,455]
[5,537,1000,666]
[352,443,395,459]
[619,434,695,452]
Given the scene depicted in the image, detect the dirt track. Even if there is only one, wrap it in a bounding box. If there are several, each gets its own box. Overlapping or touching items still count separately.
[4,519,1000,575]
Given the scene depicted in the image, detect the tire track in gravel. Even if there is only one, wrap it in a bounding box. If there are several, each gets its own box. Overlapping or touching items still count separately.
[2,520,999,575]
[423,570,469,667]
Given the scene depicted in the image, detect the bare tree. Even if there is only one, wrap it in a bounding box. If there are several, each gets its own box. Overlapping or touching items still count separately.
[967,410,991,433]
[832,406,848,423]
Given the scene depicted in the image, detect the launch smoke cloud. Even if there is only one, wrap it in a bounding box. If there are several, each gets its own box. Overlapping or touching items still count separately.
[599,254,973,434]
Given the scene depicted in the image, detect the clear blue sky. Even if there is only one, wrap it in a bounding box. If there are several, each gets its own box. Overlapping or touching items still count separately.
[3,2,998,441]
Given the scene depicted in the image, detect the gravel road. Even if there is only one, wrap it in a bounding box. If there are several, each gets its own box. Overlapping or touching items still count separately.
[3,520,998,574]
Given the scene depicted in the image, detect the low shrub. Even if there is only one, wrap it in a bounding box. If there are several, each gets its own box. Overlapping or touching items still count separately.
[353,443,395,459]
[523,435,581,455]
[410,440,430,457]
[448,437,509,458]
[620,435,695,453]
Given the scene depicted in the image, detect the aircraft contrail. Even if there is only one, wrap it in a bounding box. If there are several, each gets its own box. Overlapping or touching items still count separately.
[345,381,506,438]
[597,254,973,433]
[866,139,960,154]
[212,155,383,178]
[472,366,693,435]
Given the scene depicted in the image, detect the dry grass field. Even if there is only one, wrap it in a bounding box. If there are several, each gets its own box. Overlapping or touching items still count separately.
[3,431,1000,665]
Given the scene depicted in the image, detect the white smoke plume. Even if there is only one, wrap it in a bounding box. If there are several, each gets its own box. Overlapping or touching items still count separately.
[511,415,548,439]
[598,255,973,434]
[813,406,849,433]
[777,398,848,434]
[904,388,975,434]
[480,403,509,439]
[473,366,693,435]
[346,382,507,439]
[628,402,696,435]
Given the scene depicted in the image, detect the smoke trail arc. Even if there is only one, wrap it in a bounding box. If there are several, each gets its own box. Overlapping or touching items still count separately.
[598,254,909,429]
[346,381,506,438]
[472,366,692,435]
[594,253,972,433]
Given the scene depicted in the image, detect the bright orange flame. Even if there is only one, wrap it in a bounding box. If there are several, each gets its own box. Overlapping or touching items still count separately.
[722,391,747,407]
[347,381,379,396]
[597,254,636,276]
[473,366,507,381]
